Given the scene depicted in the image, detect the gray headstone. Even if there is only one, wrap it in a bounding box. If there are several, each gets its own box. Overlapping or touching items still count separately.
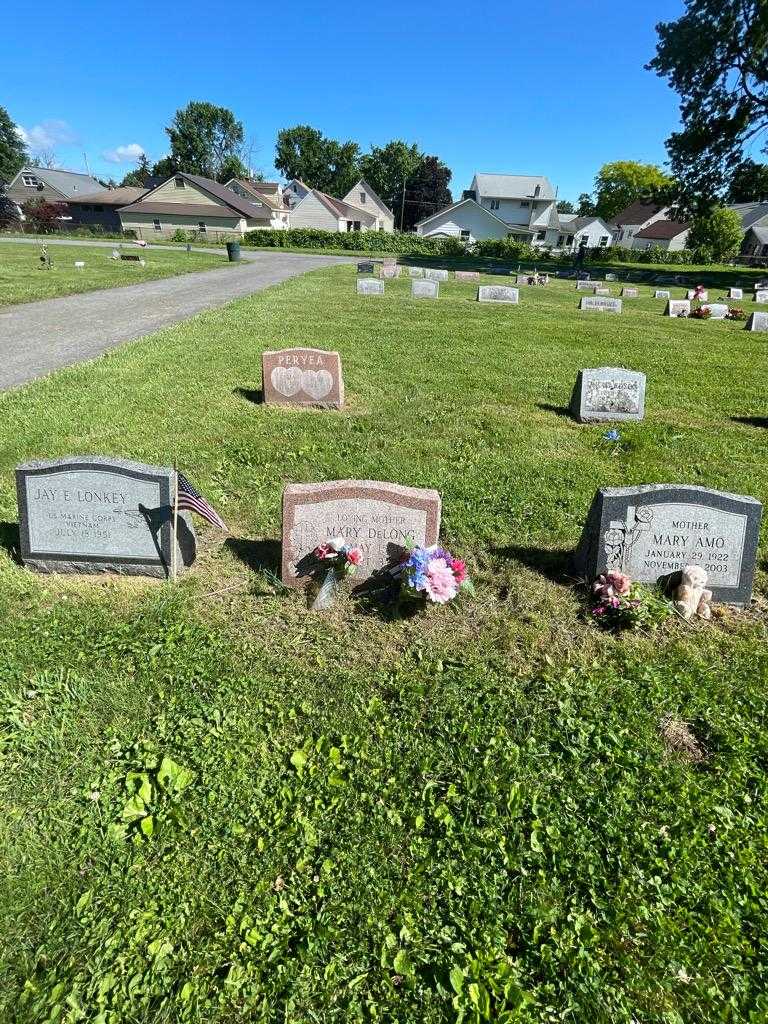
[411,279,439,299]
[621,287,639,298]
[570,367,646,423]
[424,268,449,281]
[666,299,690,316]
[576,279,600,291]
[654,290,671,299]
[593,287,611,296]
[357,278,384,296]
[574,484,762,606]
[357,261,374,274]
[746,311,768,332]
[281,480,441,586]
[579,296,622,313]
[605,273,617,281]
[755,290,768,303]
[701,303,729,320]
[728,287,743,299]
[478,285,519,304]
[408,266,424,278]
[15,456,196,578]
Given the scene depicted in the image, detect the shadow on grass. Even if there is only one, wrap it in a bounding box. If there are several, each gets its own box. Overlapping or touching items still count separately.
[494,543,578,587]
[234,387,263,405]
[536,402,573,420]
[0,522,22,564]
[732,415,768,429]
[224,537,280,576]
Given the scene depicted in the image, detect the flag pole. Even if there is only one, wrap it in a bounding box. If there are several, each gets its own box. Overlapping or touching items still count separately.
[171,461,179,582]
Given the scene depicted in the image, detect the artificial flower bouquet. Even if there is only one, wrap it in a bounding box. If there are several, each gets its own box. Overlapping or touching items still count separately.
[688,305,711,320]
[398,541,474,607]
[726,306,747,320]
[591,571,672,630]
[309,536,363,610]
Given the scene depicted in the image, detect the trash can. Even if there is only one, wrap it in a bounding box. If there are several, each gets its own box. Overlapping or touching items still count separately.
[226,241,241,262]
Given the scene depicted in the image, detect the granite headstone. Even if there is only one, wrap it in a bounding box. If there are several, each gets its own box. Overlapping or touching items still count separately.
[380,265,401,279]
[570,367,646,423]
[621,287,639,298]
[424,268,449,282]
[666,299,690,316]
[357,279,384,296]
[478,285,519,304]
[357,261,375,274]
[754,290,768,303]
[455,271,480,281]
[729,287,743,300]
[408,266,424,278]
[579,296,622,313]
[412,279,439,299]
[701,303,729,320]
[746,311,768,332]
[262,348,344,409]
[654,290,671,299]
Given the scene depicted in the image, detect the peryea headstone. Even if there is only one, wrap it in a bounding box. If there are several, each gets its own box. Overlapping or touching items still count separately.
[380,265,401,279]
[579,296,622,313]
[262,348,344,409]
[754,290,768,303]
[408,266,424,278]
[701,303,729,320]
[424,268,449,282]
[357,278,384,296]
[570,367,646,423]
[412,279,439,299]
[574,484,762,606]
[357,261,375,274]
[455,271,480,281]
[654,290,671,299]
[16,456,196,578]
[478,285,519,304]
[282,480,441,586]
[666,299,690,316]
[729,287,743,300]
[746,311,768,332]
[621,287,639,298]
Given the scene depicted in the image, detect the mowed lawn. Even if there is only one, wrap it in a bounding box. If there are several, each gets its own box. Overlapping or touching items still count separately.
[0,241,231,305]
[0,266,766,1023]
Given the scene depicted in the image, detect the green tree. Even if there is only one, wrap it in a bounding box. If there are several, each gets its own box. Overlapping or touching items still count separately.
[648,0,768,202]
[556,199,574,214]
[402,155,452,231]
[0,193,21,229]
[0,105,27,184]
[577,192,595,216]
[165,101,245,182]
[151,156,177,180]
[593,161,674,220]
[727,159,768,202]
[687,206,744,261]
[275,125,360,195]
[120,154,153,188]
[359,141,422,215]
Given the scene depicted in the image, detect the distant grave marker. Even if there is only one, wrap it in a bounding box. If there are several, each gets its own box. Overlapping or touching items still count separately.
[755,290,768,303]
[701,303,729,320]
[746,311,768,332]
[408,267,424,278]
[380,265,401,279]
[357,261,375,274]
[579,296,622,313]
[621,287,639,298]
[666,299,690,316]
[412,279,439,299]
[455,271,480,281]
[357,279,384,296]
[424,269,449,281]
[654,290,671,299]
[478,285,519,304]
[728,287,743,299]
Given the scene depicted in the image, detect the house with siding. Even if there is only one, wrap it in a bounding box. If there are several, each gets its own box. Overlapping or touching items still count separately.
[556,215,615,251]
[464,173,562,246]
[6,165,104,216]
[68,186,148,232]
[117,172,287,239]
[631,219,690,252]
[341,179,395,231]
[613,201,669,248]
[729,202,768,258]
[415,197,512,243]
[285,177,394,232]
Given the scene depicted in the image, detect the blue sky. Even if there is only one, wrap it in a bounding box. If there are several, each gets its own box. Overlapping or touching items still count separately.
[3,0,686,202]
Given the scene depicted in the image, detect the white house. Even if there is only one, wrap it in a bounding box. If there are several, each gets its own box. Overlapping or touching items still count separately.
[283,179,312,208]
[341,179,394,232]
[557,215,615,250]
[415,197,513,243]
[613,201,670,247]
[631,219,691,252]
[288,178,394,233]
[466,173,562,246]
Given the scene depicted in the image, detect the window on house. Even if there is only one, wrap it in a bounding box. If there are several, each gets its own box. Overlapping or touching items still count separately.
[599,235,609,247]
[489,199,500,210]
[567,235,574,244]
[153,219,161,231]
[174,177,186,188]
[536,230,546,240]
[557,234,564,246]
[359,192,366,204]
[460,229,470,241]
[520,201,530,208]
[93,205,103,212]
[198,222,206,233]
[21,174,39,187]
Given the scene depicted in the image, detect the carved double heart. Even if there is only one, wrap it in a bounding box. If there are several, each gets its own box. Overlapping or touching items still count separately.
[271,365,334,400]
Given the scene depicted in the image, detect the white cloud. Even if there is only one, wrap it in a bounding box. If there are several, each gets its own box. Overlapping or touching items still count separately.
[16,119,77,153]
[102,143,145,164]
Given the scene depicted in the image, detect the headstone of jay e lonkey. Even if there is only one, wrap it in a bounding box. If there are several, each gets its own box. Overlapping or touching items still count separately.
[412,279,439,299]
[424,268,449,282]
[579,296,622,313]
[478,285,519,304]
[16,456,196,578]
[282,480,441,586]
[570,367,646,423]
[746,311,768,331]
[262,348,344,409]
[574,484,762,606]
[357,278,384,296]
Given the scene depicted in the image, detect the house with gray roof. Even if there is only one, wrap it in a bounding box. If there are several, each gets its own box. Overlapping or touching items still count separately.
[287,179,394,232]
[6,166,103,212]
[729,202,768,258]
[463,173,560,246]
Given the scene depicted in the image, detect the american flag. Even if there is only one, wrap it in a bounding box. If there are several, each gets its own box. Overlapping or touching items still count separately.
[176,472,227,530]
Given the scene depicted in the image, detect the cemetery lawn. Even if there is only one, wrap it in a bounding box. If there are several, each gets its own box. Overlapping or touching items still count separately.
[1,267,767,1023]
[0,241,230,306]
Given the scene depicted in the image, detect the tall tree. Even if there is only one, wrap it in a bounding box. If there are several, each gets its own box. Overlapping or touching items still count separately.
[275,125,360,195]
[151,155,177,180]
[556,199,575,214]
[727,158,768,202]
[120,153,153,188]
[688,206,744,261]
[0,105,27,184]
[403,156,452,231]
[593,161,675,220]
[648,0,768,203]
[359,141,422,215]
[165,101,245,182]
[577,192,595,216]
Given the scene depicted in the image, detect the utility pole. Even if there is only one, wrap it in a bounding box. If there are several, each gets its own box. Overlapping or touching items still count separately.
[400,178,407,232]
[83,151,92,177]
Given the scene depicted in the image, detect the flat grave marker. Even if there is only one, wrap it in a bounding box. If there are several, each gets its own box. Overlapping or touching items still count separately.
[579,296,622,313]
[478,285,519,304]
[570,367,646,423]
[15,456,196,578]
[455,271,480,281]
[424,268,449,282]
[357,278,384,296]
[262,348,344,409]
[411,279,439,299]
[666,299,690,316]
[282,480,441,586]
[574,484,762,606]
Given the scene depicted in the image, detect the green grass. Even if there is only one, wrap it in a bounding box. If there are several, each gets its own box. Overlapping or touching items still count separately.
[0,241,231,306]
[0,266,766,1023]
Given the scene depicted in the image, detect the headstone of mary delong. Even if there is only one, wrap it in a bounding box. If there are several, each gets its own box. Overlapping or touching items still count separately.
[282,480,441,586]
[15,456,196,577]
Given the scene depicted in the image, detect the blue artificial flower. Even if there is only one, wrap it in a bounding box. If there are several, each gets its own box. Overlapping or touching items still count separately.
[603,429,621,442]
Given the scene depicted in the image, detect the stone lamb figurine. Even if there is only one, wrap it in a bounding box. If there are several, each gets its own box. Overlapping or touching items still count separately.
[673,565,713,620]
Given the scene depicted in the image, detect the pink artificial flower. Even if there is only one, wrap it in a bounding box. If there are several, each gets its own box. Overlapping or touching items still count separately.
[423,558,459,604]
[604,571,631,596]
[346,547,362,566]
[314,544,332,560]
[450,558,467,584]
